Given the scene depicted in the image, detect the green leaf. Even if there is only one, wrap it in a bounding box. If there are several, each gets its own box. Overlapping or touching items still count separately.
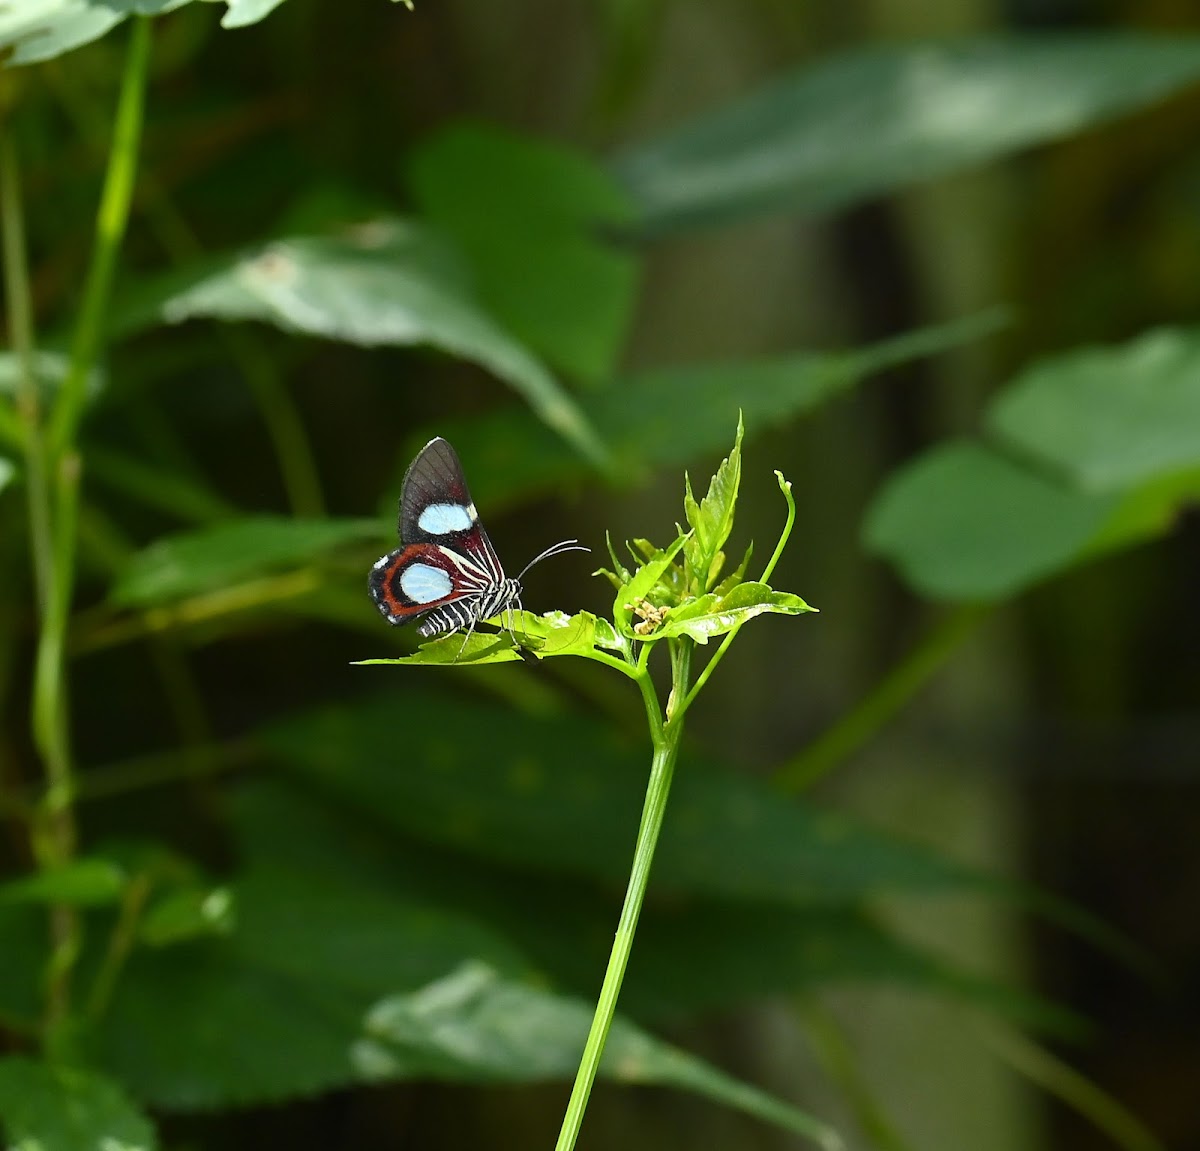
[358,609,617,668]
[0,350,103,402]
[987,328,1200,492]
[0,906,44,1030]
[0,858,125,906]
[139,886,235,947]
[613,530,690,638]
[684,415,743,591]
[409,122,639,385]
[263,693,988,904]
[111,516,381,607]
[156,222,609,468]
[423,311,1008,508]
[660,581,815,643]
[359,962,843,1150]
[0,456,14,495]
[0,0,298,66]
[863,440,1119,602]
[614,35,1200,233]
[0,1056,157,1151]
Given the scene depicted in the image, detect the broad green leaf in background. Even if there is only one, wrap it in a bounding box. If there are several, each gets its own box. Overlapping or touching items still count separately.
[0,1056,157,1151]
[231,782,1068,1038]
[658,581,815,643]
[359,962,843,1151]
[0,857,125,906]
[422,310,1008,509]
[0,456,14,495]
[0,0,302,66]
[96,870,530,1106]
[862,440,1120,602]
[157,222,610,468]
[263,693,986,903]
[111,516,382,607]
[409,122,639,385]
[0,906,44,1030]
[987,328,1200,491]
[614,35,1200,233]
[0,350,104,401]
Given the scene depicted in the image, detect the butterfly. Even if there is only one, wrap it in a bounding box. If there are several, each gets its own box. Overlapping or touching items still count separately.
[369,437,587,650]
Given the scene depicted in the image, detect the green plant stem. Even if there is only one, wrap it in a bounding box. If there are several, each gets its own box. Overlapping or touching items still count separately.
[554,640,691,1151]
[773,602,991,793]
[48,18,151,457]
[0,131,53,613]
[31,17,152,1035]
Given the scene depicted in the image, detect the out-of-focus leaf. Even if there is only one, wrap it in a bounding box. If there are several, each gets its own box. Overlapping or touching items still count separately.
[862,440,1118,602]
[614,35,1200,234]
[0,456,14,495]
[1084,467,1200,558]
[0,1056,157,1151]
[0,906,43,1029]
[409,122,638,385]
[0,351,103,401]
[358,962,843,1151]
[0,0,294,65]
[987,328,1200,491]
[157,222,609,467]
[424,310,1009,508]
[263,693,987,903]
[139,885,235,946]
[111,516,381,607]
[95,787,532,1108]
[659,582,815,643]
[0,857,125,906]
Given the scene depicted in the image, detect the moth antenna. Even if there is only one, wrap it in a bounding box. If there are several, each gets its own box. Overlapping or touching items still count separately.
[516,539,590,582]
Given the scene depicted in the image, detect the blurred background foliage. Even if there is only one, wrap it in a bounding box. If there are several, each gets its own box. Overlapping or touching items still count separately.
[1,1,1199,1149]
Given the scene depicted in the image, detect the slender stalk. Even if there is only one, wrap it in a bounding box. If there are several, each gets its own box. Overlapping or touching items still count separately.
[554,640,691,1151]
[47,17,152,457]
[773,602,991,793]
[0,132,53,613]
[31,17,153,1034]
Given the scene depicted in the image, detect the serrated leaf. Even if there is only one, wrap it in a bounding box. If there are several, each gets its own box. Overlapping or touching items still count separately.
[863,440,1119,602]
[614,35,1200,233]
[356,610,607,667]
[987,328,1200,492]
[409,122,638,385]
[111,516,381,607]
[684,417,743,592]
[613,530,689,638]
[422,310,1008,508]
[359,962,842,1150]
[659,581,815,643]
[0,858,125,906]
[156,222,609,468]
[263,693,988,904]
[0,1056,157,1151]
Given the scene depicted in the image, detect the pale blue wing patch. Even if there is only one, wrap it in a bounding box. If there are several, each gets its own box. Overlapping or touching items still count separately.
[418,502,476,535]
[400,562,454,604]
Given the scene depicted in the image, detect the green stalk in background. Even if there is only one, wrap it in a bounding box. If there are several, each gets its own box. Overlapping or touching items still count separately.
[22,16,152,1039]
